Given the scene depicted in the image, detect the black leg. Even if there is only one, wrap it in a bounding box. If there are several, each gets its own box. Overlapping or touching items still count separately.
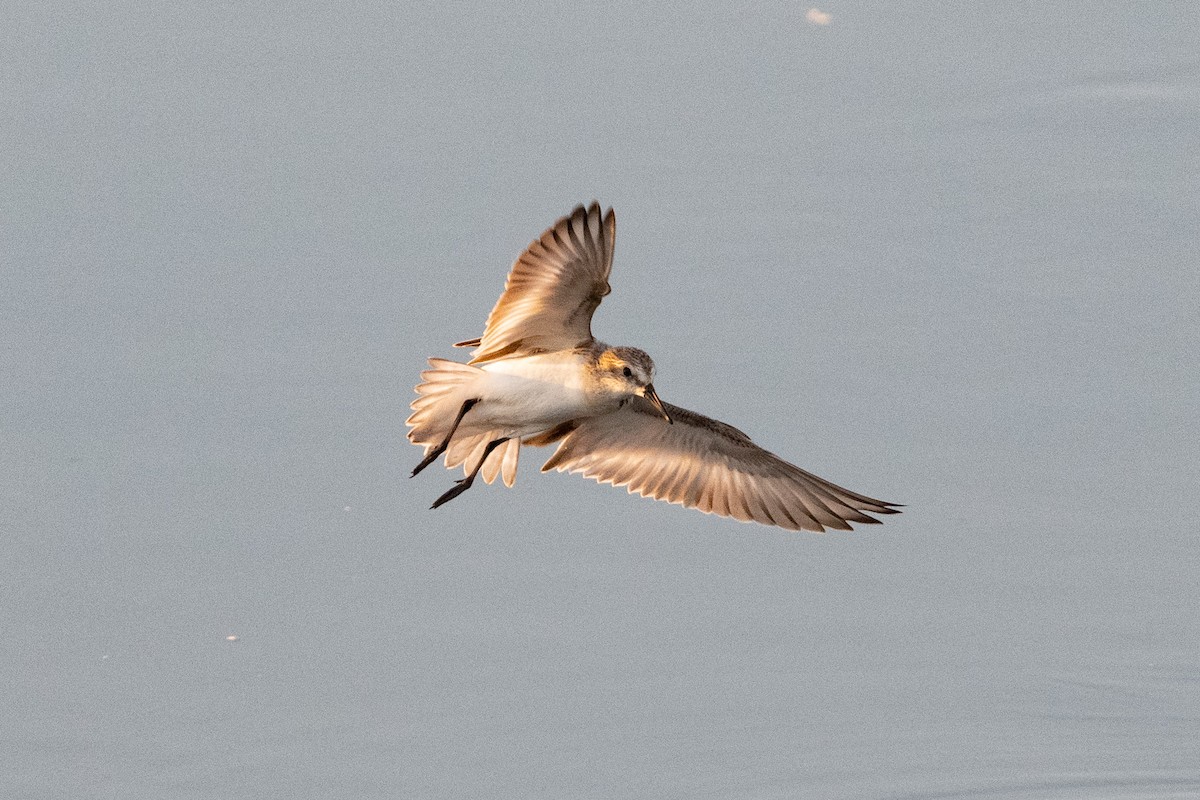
[411,398,479,478]
[430,437,510,509]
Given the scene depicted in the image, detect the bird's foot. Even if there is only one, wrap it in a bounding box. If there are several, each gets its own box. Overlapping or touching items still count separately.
[430,478,473,509]
[411,450,442,478]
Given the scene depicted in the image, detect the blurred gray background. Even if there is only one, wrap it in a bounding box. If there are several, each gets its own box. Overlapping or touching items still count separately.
[3,2,1198,798]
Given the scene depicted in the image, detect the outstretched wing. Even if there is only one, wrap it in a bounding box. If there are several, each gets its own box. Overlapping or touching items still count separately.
[467,203,615,363]
[542,399,901,532]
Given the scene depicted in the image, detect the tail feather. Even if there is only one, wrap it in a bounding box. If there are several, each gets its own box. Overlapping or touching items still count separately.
[482,438,520,487]
[407,358,483,453]
[445,428,486,469]
[407,358,521,487]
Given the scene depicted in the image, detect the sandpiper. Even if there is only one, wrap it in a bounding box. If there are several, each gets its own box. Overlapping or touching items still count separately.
[408,203,900,532]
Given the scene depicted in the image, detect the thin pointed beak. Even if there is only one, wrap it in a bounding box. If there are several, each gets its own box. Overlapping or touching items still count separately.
[641,384,672,424]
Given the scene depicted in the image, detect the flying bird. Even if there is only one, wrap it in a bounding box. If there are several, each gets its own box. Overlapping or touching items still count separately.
[408,203,900,531]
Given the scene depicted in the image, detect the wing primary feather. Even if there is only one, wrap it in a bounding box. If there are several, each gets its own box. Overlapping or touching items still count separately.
[764,482,807,532]
[759,480,804,531]
[790,483,854,531]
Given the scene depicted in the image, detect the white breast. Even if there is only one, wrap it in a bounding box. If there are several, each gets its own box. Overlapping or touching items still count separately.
[472,353,609,437]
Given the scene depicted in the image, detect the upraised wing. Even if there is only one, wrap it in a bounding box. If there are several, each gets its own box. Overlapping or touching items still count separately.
[466,203,615,363]
[541,399,901,532]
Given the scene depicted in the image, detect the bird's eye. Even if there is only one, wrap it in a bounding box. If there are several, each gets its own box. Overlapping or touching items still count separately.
[622,367,633,378]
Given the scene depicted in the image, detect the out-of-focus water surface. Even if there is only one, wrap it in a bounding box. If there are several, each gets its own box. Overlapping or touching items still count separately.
[3,3,1198,798]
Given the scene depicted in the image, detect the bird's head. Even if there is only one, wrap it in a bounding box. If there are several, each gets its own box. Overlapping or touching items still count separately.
[596,346,672,424]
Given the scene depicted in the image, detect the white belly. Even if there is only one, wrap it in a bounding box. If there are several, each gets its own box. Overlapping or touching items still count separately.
[470,353,609,437]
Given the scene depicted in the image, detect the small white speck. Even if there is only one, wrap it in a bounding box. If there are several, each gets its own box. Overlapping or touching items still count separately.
[343,505,352,512]
[225,635,239,642]
[806,8,833,25]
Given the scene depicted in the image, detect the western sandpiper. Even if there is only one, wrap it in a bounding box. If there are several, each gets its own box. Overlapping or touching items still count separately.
[408,203,900,531]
